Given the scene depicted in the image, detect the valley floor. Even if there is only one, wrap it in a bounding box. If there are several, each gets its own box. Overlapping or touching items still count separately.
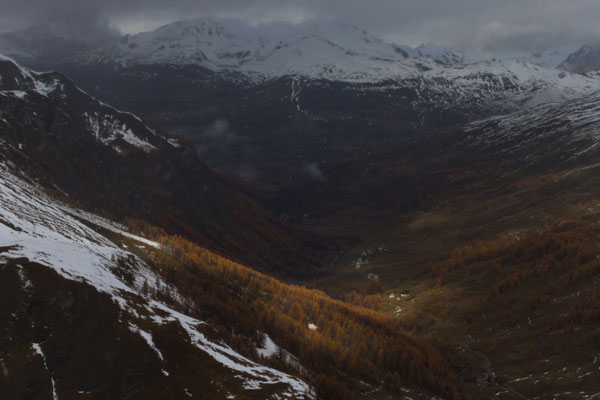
[301,161,600,400]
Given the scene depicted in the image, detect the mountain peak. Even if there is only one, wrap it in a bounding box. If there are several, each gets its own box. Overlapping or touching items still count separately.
[415,42,464,65]
[558,42,600,73]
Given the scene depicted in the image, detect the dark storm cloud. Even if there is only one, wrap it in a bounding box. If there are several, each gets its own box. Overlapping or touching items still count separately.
[2,0,600,52]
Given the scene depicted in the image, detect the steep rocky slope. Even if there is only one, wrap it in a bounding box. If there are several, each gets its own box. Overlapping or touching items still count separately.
[0,54,334,277]
[0,159,312,400]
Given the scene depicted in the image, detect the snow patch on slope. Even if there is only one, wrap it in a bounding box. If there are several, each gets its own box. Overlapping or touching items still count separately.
[31,343,59,400]
[83,111,157,152]
[0,55,183,153]
[257,334,279,358]
[128,323,164,361]
[462,91,600,158]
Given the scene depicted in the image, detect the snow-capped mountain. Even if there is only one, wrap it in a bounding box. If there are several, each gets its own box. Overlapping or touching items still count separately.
[558,43,600,73]
[7,18,596,115]
[83,17,465,81]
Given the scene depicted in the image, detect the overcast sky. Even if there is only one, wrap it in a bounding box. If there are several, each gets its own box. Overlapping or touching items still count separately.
[2,0,600,53]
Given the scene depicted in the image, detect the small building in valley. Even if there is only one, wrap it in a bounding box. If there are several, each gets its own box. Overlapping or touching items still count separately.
[367,273,379,281]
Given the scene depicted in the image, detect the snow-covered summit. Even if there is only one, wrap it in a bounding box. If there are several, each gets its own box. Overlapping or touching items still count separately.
[84,17,464,81]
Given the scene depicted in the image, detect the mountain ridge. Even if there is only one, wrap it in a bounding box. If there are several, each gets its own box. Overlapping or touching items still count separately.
[65,17,465,82]
[0,54,335,278]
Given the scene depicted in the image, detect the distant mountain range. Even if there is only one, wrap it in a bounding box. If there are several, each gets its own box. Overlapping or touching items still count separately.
[9,18,594,110]
[6,17,594,195]
[79,18,469,83]
[6,18,600,79]
[0,18,468,81]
